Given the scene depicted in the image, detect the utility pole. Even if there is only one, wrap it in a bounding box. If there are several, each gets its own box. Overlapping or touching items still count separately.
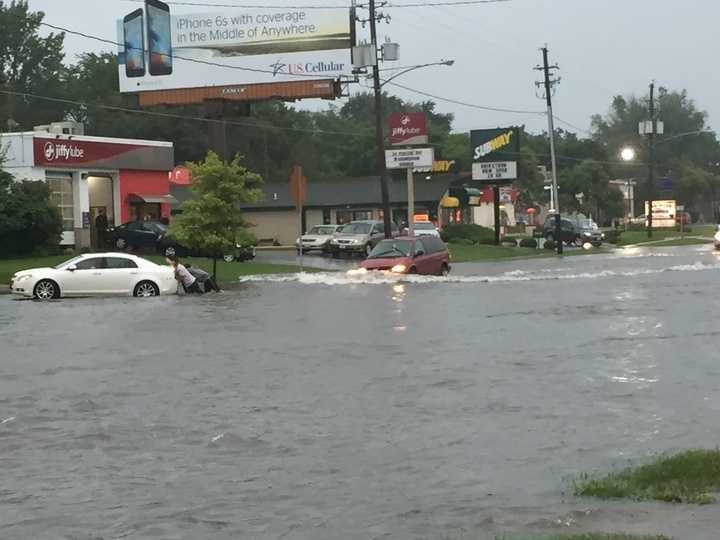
[647,81,656,238]
[535,46,562,254]
[368,0,392,238]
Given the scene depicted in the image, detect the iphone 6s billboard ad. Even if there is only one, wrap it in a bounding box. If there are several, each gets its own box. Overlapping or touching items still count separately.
[117,0,353,92]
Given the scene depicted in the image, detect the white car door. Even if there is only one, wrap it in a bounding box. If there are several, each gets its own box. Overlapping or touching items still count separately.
[60,257,107,295]
[103,257,139,294]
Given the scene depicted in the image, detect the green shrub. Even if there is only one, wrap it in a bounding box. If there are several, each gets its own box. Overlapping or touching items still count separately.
[0,177,63,258]
[544,239,556,250]
[448,237,475,246]
[519,238,538,248]
[604,229,622,244]
[505,225,525,234]
[441,224,495,245]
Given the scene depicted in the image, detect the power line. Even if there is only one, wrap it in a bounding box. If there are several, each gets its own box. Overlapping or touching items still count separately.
[0,89,376,139]
[384,80,544,115]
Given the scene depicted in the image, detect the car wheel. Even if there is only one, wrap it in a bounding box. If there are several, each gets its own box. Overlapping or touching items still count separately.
[134,281,159,298]
[440,263,450,276]
[575,236,585,247]
[408,266,418,275]
[115,237,128,250]
[223,254,235,263]
[33,279,59,300]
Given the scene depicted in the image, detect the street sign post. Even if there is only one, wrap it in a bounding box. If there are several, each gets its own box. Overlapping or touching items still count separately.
[289,164,307,271]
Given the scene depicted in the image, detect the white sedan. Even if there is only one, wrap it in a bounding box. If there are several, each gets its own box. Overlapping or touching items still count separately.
[10,253,177,299]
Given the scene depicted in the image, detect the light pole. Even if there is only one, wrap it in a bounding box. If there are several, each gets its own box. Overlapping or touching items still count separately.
[620,146,636,232]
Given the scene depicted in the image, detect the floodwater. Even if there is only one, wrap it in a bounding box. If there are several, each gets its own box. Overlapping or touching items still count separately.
[2,245,720,539]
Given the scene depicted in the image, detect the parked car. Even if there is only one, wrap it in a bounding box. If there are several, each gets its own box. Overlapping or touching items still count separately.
[543,215,604,246]
[9,253,176,299]
[329,220,399,257]
[295,224,344,253]
[403,221,441,238]
[108,220,167,251]
[359,236,450,275]
[714,225,720,250]
[108,220,255,262]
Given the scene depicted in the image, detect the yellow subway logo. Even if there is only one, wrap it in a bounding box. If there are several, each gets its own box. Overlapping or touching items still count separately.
[473,130,514,159]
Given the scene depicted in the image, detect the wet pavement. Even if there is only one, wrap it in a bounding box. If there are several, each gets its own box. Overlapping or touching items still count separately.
[2,244,720,539]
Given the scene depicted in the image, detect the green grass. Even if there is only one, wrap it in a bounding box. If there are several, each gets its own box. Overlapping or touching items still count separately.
[638,237,712,247]
[0,254,319,284]
[618,224,716,246]
[575,449,720,504]
[498,535,670,540]
[449,244,552,262]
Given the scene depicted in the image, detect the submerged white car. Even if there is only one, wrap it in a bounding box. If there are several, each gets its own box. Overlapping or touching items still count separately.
[714,225,720,250]
[296,224,344,253]
[10,253,177,299]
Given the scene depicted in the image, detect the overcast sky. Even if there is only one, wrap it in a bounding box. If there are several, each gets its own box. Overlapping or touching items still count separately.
[27,0,720,136]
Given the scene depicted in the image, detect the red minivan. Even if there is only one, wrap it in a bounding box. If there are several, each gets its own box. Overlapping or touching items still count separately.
[359,236,450,276]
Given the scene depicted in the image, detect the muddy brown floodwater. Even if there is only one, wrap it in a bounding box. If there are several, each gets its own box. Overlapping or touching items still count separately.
[2,244,720,539]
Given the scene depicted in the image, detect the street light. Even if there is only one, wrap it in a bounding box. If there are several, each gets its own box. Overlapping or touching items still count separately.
[370,56,454,236]
[620,147,636,162]
[378,60,455,88]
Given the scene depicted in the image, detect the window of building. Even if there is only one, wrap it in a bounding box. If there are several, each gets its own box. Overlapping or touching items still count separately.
[47,174,74,231]
[322,209,331,225]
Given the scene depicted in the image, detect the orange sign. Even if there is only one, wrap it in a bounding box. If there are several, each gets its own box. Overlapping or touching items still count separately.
[289,164,307,207]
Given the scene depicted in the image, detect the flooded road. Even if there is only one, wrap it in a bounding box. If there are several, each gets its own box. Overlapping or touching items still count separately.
[2,245,720,539]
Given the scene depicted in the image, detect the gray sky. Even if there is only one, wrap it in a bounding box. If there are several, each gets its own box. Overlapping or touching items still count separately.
[28,0,720,136]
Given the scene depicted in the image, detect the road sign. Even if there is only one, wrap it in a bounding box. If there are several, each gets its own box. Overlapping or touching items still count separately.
[471,161,517,181]
[385,148,434,170]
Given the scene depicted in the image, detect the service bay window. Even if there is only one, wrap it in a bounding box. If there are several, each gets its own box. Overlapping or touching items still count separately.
[47,174,74,231]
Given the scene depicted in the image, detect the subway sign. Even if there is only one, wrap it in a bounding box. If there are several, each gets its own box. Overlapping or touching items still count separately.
[470,127,520,184]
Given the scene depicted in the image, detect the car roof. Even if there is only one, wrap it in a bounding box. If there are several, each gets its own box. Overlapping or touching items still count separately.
[78,252,145,261]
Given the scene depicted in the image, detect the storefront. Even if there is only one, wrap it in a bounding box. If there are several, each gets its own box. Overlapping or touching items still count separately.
[0,132,175,248]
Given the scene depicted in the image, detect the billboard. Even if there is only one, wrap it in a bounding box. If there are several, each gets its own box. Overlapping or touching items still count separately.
[388,112,428,145]
[645,199,677,228]
[470,127,520,184]
[117,1,353,94]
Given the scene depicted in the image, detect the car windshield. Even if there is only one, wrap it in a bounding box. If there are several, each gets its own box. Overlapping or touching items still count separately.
[369,240,413,258]
[54,256,84,269]
[415,222,435,230]
[341,223,372,234]
[578,219,599,230]
[308,226,336,235]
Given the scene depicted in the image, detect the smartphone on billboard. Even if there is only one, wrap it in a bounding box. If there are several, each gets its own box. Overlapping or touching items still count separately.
[123,9,146,78]
[146,0,173,76]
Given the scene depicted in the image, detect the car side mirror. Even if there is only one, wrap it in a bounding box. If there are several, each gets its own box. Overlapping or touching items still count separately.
[67,265,77,272]
[415,251,425,258]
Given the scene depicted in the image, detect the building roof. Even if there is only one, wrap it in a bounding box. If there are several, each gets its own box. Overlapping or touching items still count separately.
[171,172,469,210]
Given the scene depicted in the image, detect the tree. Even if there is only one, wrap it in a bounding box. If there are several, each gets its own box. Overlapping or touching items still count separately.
[170,152,263,280]
[0,1,68,130]
[0,162,62,257]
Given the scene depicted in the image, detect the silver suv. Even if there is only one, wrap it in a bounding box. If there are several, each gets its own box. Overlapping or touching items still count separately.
[329,220,399,257]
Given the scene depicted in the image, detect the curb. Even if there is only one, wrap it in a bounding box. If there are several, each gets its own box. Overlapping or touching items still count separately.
[0,285,10,295]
